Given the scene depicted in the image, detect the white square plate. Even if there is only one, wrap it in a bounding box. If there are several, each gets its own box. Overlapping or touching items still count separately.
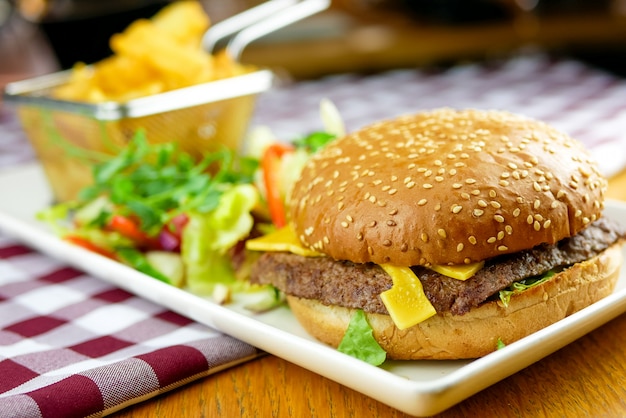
[1,163,626,416]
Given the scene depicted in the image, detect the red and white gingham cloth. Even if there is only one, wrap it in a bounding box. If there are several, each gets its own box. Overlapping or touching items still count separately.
[2,53,626,417]
[0,239,260,417]
[254,53,626,177]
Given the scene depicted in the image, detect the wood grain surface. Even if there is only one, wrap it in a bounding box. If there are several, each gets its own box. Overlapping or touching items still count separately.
[113,169,626,417]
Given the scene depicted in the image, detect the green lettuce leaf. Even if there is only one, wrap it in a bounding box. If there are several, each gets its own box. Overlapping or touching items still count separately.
[182,184,258,294]
[499,270,557,307]
[338,310,387,366]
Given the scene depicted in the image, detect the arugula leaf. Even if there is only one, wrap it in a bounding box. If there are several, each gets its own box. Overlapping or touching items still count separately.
[338,310,386,366]
[75,130,255,236]
[293,131,335,153]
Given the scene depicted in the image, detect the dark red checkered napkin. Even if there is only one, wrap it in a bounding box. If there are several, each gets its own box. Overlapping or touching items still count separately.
[0,238,261,417]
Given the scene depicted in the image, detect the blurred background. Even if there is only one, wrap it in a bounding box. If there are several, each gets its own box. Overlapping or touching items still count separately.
[1,0,626,89]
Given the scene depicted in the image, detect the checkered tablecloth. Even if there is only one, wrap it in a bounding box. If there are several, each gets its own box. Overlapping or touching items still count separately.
[254,53,626,177]
[1,52,626,417]
[0,241,260,417]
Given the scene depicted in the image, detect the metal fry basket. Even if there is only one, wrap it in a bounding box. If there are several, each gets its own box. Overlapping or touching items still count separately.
[2,0,330,202]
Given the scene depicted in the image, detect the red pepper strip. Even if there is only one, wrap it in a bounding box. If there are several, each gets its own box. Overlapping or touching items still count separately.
[64,235,118,260]
[107,214,150,245]
[262,143,294,228]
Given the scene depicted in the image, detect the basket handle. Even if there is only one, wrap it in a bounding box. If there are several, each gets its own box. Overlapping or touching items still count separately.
[203,0,331,60]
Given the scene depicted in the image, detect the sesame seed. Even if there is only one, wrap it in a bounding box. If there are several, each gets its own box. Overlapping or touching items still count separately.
[438,229,447,238]
[421,233,429,243]
[382,239,392,247]
[468,236,477,245]
[457,243,464,252]
[544,220,552,229]
[534,199,541,209]
[389,208,398,215]
[341,221,349,228]
[478,200,488,208]
[423,184,433,189]
[368,221,377,227]
[513,208,521,217]
[451,204,463,214]
[418,199,428,206]
[494,214,505,223]
[534,221,541,231]
[498,245,509,251]
[575,209,582,217]
[473,209,484,217]
[497,231,505,240]
[487,237,496,244]
[387,220,397,226]
[356,233,364,241]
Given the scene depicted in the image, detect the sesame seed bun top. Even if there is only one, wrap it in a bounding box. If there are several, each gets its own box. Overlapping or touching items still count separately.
[289,108,607,266]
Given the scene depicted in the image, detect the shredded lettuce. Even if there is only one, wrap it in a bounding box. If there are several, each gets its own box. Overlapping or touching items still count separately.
[338,310,387,366]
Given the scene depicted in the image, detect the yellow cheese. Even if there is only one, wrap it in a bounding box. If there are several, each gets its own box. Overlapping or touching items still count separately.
[379,264,436,330]
[430,261,485,281]
[245,226,322,257]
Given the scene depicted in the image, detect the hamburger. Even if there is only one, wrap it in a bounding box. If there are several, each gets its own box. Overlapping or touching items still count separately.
[247,108,626,361]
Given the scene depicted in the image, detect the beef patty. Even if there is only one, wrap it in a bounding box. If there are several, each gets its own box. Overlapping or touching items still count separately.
[250,218,626,316]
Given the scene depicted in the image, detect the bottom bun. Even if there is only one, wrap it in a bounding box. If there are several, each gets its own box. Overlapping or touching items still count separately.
[287,244,624,360]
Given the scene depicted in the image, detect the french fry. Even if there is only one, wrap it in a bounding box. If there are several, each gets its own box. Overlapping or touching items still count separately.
[151,0,210,48]
[52,1,251,103]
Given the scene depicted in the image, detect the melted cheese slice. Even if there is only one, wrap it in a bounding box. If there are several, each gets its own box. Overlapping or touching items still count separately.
[430,261,484,281]
[246,226,483,329]
[379,264,436,329]
[245,226,322,257]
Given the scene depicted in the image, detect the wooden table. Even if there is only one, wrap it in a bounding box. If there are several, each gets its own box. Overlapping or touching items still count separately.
[114,169,626,417]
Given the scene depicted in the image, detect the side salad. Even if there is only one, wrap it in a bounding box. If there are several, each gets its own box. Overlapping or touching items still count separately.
[38,99,343,307]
